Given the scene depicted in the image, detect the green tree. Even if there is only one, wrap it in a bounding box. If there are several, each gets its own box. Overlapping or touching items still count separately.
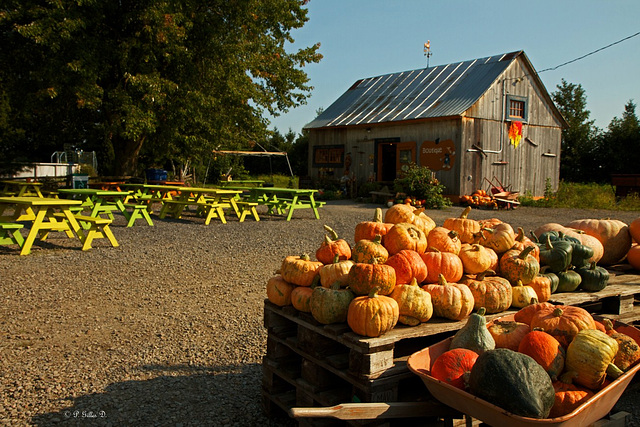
[551,79,597,182]
[0,0,321,177]
[597,100,640,178]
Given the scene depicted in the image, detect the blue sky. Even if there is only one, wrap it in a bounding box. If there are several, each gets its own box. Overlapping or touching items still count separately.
[268,0,640,134]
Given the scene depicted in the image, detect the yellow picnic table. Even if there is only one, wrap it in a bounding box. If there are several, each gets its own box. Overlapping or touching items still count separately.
[58,188,153,227]
[218,180,264,188]
[158,186,244,224]
[123,184,184,213]
[241,187,324,221]
[0,180,44,197]
[0,196,118,255]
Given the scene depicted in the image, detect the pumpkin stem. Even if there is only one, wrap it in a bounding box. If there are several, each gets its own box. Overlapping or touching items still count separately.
[477,307,486,316]
[460,205,472,219]
[323,224,339,241]
[606,363,624,380]
[558,371,578,384]
[437,274,448,286]
[515,227,526,242]
[409,277,419,287]
[529,230,540,243]
[519,246,535,259]
[603,318,615,332]
[301,253,311,261]
[372,234,383,244]
[368,288,380,298]
[374,207,383,223]
[553,307,564,317]
[448,230,459,241]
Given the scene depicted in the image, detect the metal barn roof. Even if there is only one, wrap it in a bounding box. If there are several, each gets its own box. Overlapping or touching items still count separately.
[305,51,523,129]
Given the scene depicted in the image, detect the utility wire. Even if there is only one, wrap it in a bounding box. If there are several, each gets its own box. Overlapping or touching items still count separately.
[538,30,640,73]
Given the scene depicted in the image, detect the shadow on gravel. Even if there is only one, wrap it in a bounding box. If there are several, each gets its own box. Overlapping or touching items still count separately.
[31,363,295,427]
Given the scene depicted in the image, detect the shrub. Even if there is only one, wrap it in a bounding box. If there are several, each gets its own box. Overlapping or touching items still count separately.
[392,164,451,209]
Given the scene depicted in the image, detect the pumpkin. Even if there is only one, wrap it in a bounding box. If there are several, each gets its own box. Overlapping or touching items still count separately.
[513,301,554,325]
[627,243,640,270]
[443,206,481,244]
[280,254,323,287]
[422,274,474,321]
[385,249,428,285]
[629,217,640,243]
[512,227,540,261]
[458,243,493,274]
[412,208,438,236]
[450,307,495,354]
[384,222,428,255]
[576,261,609,292]
[384,204,436,235]
[427,227,461,254]
[266,275,295,306]
[347,290,399,337]
[310,284,355,325]
[460,270,512,314]
[527,273,552,303]
[499,246,540,285]
[316,225,352,264]
[485,247,500,274]
[488,320,530,351]
[565,329,623,390]
[420,248,464,283]
[479,223,516,255]
[291,285,314,312]
[518,330,566,380]
[533,225,604,265]
[347,260,396,296]
[510,280,538,309]
[566,218,631,266]
[468,348,555,418]
[555,269,582,293]
[354,207,393,243]
[478,217,503,229]
[549,372,594,418]
[351,235,389,264]
[603,318,640,371]
[529,305,596,348]
[388,278,433,325]
[539,265,560,294]
[318,256,354,287]
[430,348,479,390]
[538,235,573,273]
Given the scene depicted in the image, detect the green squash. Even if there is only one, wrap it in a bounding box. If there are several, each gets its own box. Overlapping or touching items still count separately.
[310,284,354,324]
[569,241,595,269]
[555,269,582,293]
[449,307,495,355]
[576,261,610,292]
[538,236,573,273]
[468,348,555,418]
[539,266,560,294]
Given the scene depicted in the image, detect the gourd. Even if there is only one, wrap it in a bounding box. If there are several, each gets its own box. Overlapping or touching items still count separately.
[468,348,555,419]
[576,261,609,292]
[511,280,538,308]
[603,318,640,371]
[422,274,474,321]
[460,270,512,314]
[291,285,314,312]
[430,348,479,390]
[458,243,493,274]
[318,255,354,287]
[347,289,399,337]
[500,246,540,285]
[450,307,495,354]
[518,330,566,380]
[427,227,462,254]
[280,254,323,287]
[419,248,464,283]
[565,329,623,390]
[479,223,516,255]
[549,372,594,418]
[384,222,428,255]
[347,259,396,296]
[351,235,389,264]
[555,269,582,293]
[388,278,433,326]
[529,305,596,348]
[443,206,481,244]
[310,284,355,325]
[513,301,554,325]
[315,225,352,264]
[538,236,573,273]
[566,218,631,266]
[385,249,428,285]
[266,275,295,307]
[354,207,393,243]
[487,320,529,351]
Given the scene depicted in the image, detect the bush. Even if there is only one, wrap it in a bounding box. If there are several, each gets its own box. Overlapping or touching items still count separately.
[393,164,451,209]
[519,180,640,210]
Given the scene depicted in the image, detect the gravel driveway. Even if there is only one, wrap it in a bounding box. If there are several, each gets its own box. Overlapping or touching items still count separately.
[1,201,638,426]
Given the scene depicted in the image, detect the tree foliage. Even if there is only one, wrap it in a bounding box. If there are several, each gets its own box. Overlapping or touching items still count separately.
[0,0,321,177]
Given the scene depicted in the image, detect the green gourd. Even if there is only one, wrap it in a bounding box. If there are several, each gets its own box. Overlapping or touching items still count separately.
[449,307,495,355]
[468,348,555,418]
[539,266,560,294]
[538,235,573,273]
[555,269,582,293]
[576,261,610,292]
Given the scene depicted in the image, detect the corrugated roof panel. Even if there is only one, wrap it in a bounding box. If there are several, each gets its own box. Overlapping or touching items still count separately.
[305,51,520,129]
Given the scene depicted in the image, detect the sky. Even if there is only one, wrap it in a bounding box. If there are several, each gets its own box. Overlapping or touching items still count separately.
[268,0,640,135]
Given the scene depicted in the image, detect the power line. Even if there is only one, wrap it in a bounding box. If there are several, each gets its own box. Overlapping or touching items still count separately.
[538,30,640,73]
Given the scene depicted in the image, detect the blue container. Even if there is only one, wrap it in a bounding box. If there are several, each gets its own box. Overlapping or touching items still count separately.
[146,169,168,182]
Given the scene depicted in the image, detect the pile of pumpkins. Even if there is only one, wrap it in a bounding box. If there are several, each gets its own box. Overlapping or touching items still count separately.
[266,203,639,339]
[430,302,640,419]
[459,189,498,209]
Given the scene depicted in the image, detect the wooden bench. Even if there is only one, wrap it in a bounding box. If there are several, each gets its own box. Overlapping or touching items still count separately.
[53,213,119,250]
[0,222,25,248]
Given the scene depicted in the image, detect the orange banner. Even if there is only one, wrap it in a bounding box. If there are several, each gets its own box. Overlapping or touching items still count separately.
[509,121,523,148]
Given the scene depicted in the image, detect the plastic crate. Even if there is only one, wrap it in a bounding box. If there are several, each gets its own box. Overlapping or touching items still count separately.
[72,174,89,189]
[146,169,167,182]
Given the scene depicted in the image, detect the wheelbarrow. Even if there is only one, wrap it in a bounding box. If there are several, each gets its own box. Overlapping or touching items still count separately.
[484,176,519,210]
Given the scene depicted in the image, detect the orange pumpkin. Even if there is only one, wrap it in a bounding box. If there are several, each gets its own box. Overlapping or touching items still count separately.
[549,372,594,418]
[384,204,436,235]
[384,223,428,255]
[266,275,295,307]
[629,217,640,243]
[458,243,494,274]
[461,270,512,314]
[354,207,393,244]
[627,243,640,270]
[499,246,540,285]
[430,348,479,390]
[351,235,389,264]
[513,301,554,325]
[388,278,433,325]
[566,218,631,265]
[280,254,323,287]
[479,223,516,255]
[518,330,566,380]
[443,206,481,244]
[347,260,396,296]
[318,256,354,287]
[527,273,552,303]
[420,248,464,284]
[347,290,399,337]
[316,225,352,264]
[385,249,428,285]
[512,227,540,261]
[529,305,597,348]
[427,227,461,254]
[487,320,530,351]
[422,274,474,321]
[291,285,314,312]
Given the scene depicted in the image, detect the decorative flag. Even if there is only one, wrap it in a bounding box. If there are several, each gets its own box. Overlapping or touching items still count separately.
[509,121,523,148]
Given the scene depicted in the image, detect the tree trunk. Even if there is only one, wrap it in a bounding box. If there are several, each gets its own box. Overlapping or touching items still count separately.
[112,135,146,177]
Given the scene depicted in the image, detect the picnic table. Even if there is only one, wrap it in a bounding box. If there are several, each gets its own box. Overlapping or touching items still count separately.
[158,186,243,225]
[0,180,44,198]
[0,196,118,255]
[58,188,153,227]
[241,187,324,221]
[88,181,126,191]
[123,184,185,213]
[218,180,264,188]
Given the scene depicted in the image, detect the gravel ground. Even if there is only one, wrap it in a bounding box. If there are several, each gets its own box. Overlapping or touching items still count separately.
[0,200,639,426]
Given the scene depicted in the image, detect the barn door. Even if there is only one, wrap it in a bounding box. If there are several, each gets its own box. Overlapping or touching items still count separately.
[396,141,417,177]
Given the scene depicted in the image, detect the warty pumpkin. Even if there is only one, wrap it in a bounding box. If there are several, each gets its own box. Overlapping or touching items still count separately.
[603,318,640,371]
[518,330,566,380]
[511,280,539,308]
[291,285,314,312]
[427,227,461,254]
[347,290,399,337]
[529,305,596,348]
[266,275,295,307]
[488,319,530,351]
[512,227,540,261]
[565,328,623,390]
[500,246,540,285]
[385,249,428,285]
[354,207,393,244]
[280,254,323,287]
[310,284,355,325]
[315,225,352,265]
[318,255,354,287]
[422,274,474,321]
[566,218,631,266]
[458,243,494,275]
[347,259,396,296]
[351,235,389,264]
[430,348,479,390]
[443,206,481,244]
[388,278,433,326]
[420,248,464,283]
[549,372,594,418]
[384,222,428,255]
[460,270,512,314]
[384,204,436,235]
[527,273,552,303]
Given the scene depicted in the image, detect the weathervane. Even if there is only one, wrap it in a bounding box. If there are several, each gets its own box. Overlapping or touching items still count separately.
[423,40,432,68]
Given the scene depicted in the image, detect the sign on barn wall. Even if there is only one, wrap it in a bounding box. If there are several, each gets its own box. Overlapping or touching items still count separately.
[419,139,456,171]
[313,145,344,166]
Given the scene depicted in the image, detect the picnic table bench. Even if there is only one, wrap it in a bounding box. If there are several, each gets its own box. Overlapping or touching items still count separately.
[157,187,242,224]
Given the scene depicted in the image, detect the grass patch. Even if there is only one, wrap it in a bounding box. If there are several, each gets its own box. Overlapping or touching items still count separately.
[519,181,640,210]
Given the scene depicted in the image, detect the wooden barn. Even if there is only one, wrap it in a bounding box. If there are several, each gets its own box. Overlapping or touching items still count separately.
[304,50,567,199]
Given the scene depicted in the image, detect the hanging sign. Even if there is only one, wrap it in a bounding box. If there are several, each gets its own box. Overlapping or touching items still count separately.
[419,139,456,171]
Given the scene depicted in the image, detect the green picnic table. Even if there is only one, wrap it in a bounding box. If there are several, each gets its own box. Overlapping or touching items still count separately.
[241,187,325,221]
